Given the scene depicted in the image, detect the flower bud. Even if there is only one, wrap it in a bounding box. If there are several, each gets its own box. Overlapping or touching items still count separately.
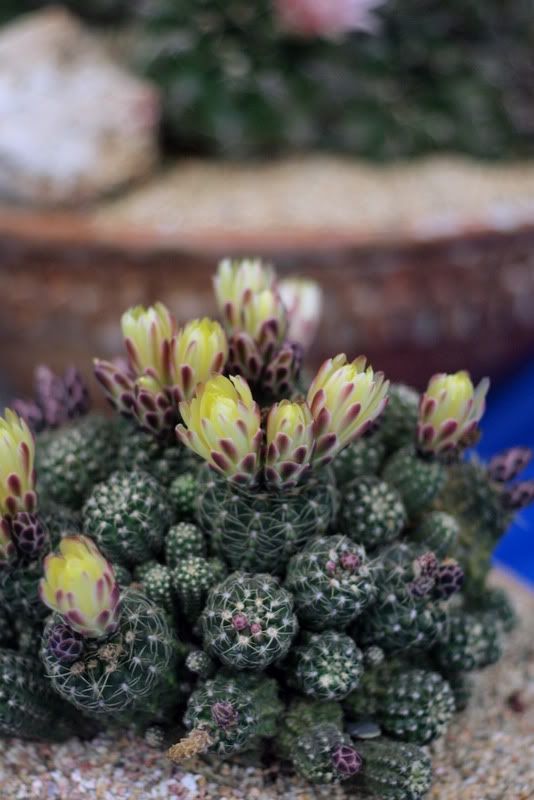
[279,277,323,349]
[241,289,287,356]
[170,318,228,401]
[121,302,174,381]
[214,258,275,331]
[0,410,37,516]
[417,371,489,456]
[307,354,389,465]
[176,375,262,485]
[39,536,121,638]
[265,400,314,487]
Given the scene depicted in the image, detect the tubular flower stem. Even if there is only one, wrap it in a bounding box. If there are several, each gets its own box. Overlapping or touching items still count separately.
[417,371,490,456]
[39,536,121,639]
[307,354,389,466]
[0,409,37,516]
[177,375,262,486]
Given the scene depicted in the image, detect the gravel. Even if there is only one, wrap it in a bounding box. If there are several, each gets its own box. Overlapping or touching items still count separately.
[94,156,534,241]
[1,568,532,799]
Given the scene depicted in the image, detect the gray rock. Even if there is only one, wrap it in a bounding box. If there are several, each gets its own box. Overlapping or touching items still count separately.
[0,7,160,205]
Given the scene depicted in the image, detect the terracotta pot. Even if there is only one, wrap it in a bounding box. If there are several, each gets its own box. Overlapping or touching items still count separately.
[2,207,534,403]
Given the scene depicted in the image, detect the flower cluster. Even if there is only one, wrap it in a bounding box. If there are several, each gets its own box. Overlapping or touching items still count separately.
[214,259,322,401]
[177,352,388,487]
[94,305,228,437]
[39,536,121,638]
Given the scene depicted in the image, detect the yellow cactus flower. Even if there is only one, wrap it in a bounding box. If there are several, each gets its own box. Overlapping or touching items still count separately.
[279,277,323,350]
[214,258,275,330]
[418,371,490,455]
[307,354,389,465]
[176,374,262,485]
[170,318,228,400]
[0,409,36,516]
[39,536,121,638]
[121,302,174,380]
[265,400,314,487]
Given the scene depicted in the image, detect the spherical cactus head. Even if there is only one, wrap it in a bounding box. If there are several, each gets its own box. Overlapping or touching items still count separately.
[201,572,298,670]
[307,354,389,466]
[291,631,364,700]
[331,742,363,777]
[286,534,377,631]
[434,558,464,599]
[417,371,489,457]
[47,622,84,664]
[0,409,37,517]
[337,476,406,551]
[10,512,48,559]
[264,399,314,488]
[39,535,121,638]
[176,375,262,486]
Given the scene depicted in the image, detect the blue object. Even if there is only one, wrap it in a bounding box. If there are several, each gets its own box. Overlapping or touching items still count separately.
[474,363,534,586]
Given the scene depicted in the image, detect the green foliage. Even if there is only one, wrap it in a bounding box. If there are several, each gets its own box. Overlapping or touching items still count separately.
[433,609,503,673]
[382,447,446,518]
[165,522,206,566]
[172,556,226,621]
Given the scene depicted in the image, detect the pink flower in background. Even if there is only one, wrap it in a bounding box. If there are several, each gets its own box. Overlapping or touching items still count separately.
[274,0,384,39]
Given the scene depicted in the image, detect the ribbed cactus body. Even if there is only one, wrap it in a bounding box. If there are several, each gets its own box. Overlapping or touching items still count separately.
[201,572,298,670]
[0,560,47,622]
[331,434,386,487]
[141,563,175,613]
[0,650,87,741]
[382,447,446,518]
[165,522,206,566]
[352,737,433,800]
[41,590,178,718]
[83,470,173,566]
[379,384,420,452]
[444,670,474,712]
[172,556,226,621]
[117,421,195,486]
[169,473,198,519]
[290,631,364,700]
[285,535,376,631]
[338,476,406,551]
[39,501,82,548]
[36,416,118,508]
[410,511,460,558]
[197,466,337,574]
[292,722,362,784]
[346,667,454,744]
[358,543,447,651]
[277,698,343,761]
[468,587,518,633]
[439,460,507,537]
[183,672,280,756]
[433,610,502,673]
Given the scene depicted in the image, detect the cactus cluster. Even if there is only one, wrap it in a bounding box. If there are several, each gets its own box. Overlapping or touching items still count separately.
[0,257,529,799]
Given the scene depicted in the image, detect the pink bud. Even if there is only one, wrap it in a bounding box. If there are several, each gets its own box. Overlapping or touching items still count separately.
[340,552,361,571]
[232,613,249,631]
[250,622,262,637]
